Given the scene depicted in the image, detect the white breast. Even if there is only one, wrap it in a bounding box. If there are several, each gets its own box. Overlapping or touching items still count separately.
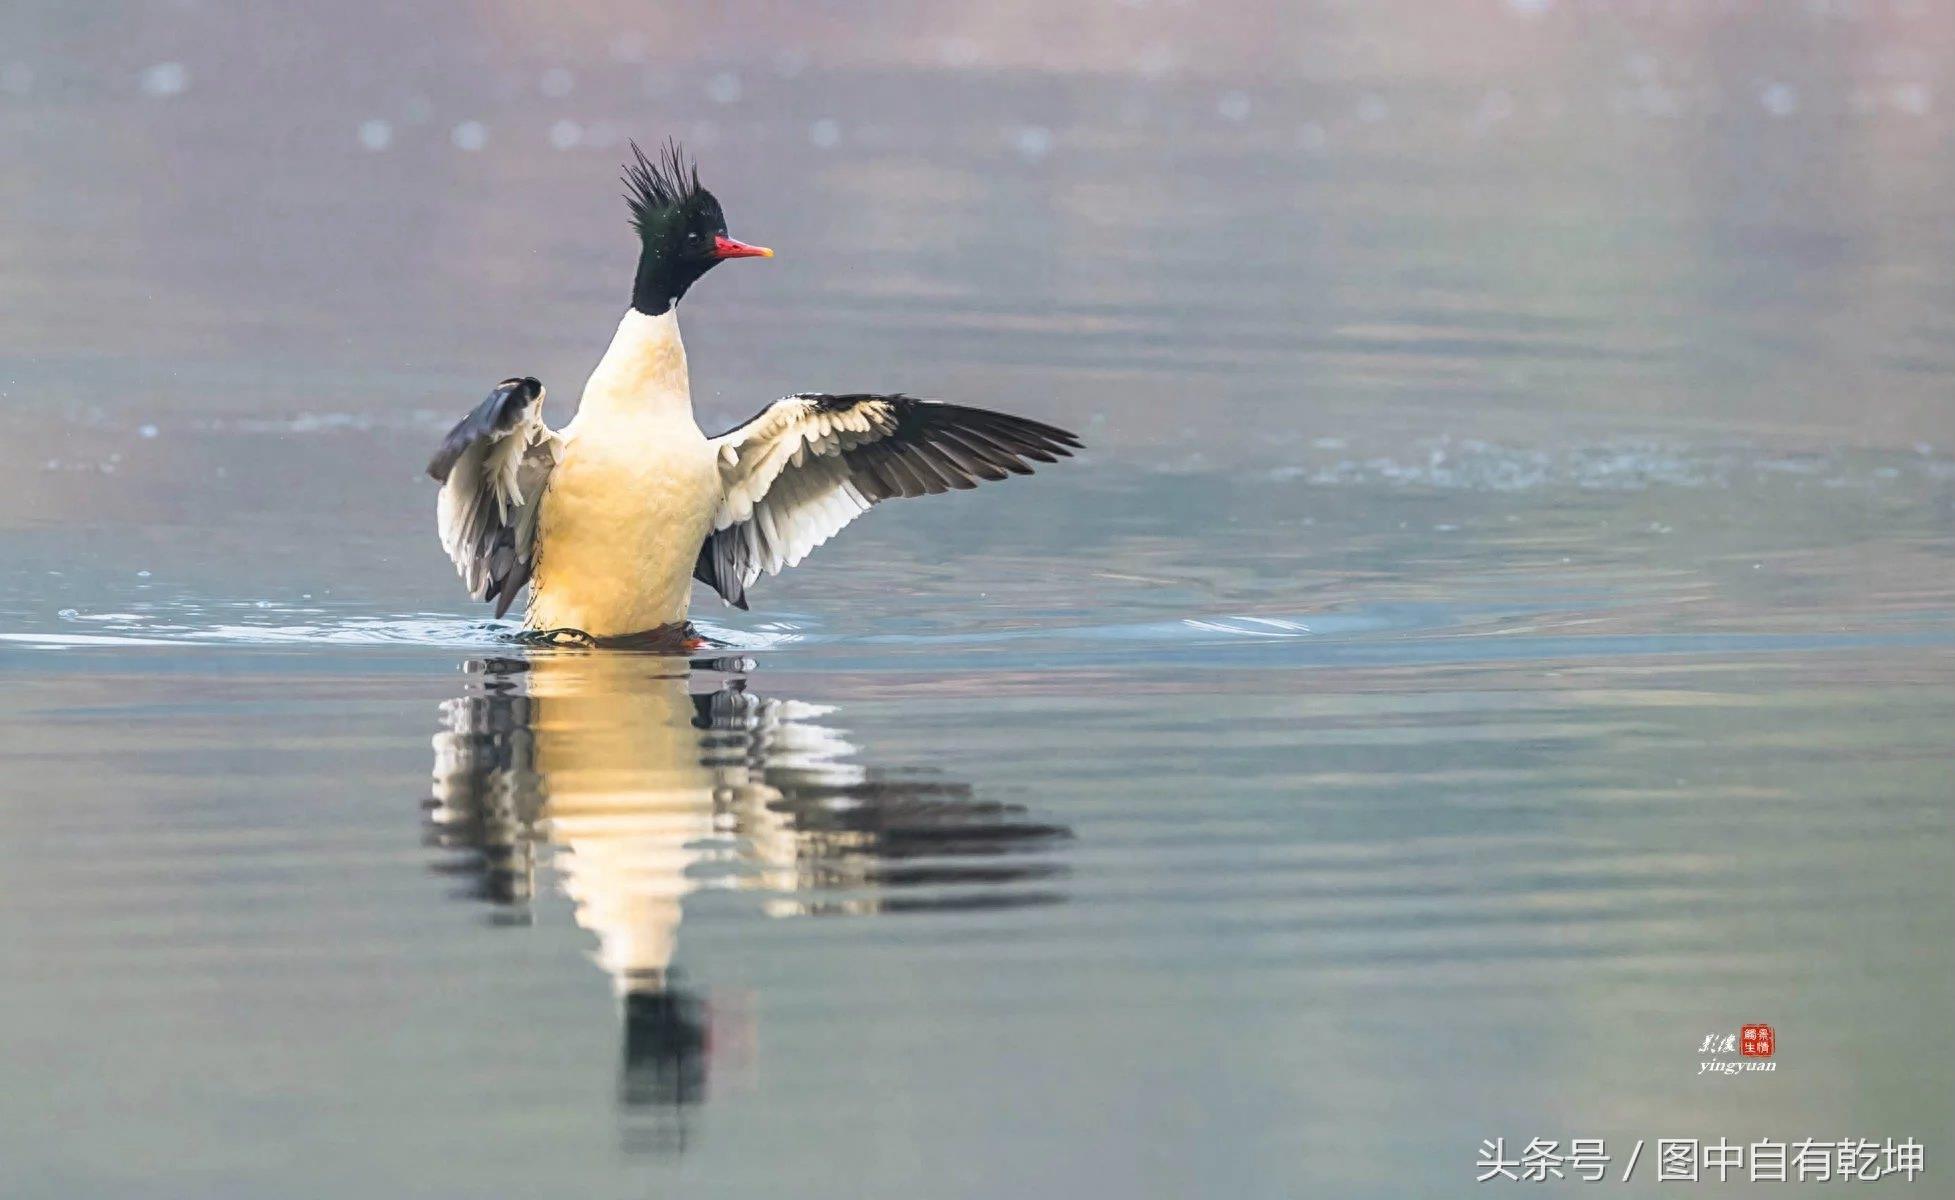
[528,309,721,638]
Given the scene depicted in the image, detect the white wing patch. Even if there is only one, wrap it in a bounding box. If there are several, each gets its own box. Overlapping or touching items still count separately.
[696,393,1080,609]
[714,397,891,567]
[430,378,560,619]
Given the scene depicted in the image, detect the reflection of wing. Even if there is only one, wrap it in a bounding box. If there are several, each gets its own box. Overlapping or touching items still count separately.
[429,376,560,619]
[694,683,1072,911]
[428,658,1072,947]
[696,394,1081,609]
[428,665,541,908]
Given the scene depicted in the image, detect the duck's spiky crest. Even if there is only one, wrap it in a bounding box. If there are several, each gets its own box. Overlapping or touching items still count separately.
[623,139,699,232]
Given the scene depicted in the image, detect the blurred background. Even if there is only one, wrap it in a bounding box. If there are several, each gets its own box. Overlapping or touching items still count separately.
[2,2,1951,1197]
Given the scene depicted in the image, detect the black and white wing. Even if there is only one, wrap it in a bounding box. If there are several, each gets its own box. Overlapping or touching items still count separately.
[695,393,1081,609]
[429,376,561,619]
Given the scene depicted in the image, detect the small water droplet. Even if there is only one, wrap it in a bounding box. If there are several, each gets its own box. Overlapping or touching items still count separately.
[939,38,981,68]
[1136,44,1177,78]
[358,119,393,151]
[1011,125,1053,160]
[539,67,575,99]
[136,570,152,578]
[808,118,841,148]
[451,120,488,151]
[1891,81,1931,115]
[1474,89,1515,128]
[140,62,189,97]
[1217,90,1252,122]
[548,119,582,150]
[706,71,742,104]
[609,33,648,64]
[138,424,159,439]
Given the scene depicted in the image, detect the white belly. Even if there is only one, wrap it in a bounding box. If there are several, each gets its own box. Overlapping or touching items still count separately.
[529,417,719,638]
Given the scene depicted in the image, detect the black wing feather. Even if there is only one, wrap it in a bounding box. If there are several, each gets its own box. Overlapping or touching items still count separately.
[693,538,752,611]
[429,376,544,482]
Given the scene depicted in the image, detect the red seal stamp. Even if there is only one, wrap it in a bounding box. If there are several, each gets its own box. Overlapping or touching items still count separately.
[1741,1024,1775,1058]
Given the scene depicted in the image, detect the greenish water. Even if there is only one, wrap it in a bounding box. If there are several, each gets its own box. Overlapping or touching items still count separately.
[3,2,1952,1196]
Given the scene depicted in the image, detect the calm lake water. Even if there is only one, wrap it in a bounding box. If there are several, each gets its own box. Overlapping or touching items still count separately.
[3,2,1952,1196]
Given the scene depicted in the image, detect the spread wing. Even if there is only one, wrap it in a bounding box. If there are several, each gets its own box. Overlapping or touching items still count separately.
[695,393,1081,609]
[429,376,561,619]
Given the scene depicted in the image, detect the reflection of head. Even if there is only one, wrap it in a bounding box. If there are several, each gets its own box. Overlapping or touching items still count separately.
[619,980,709,1147]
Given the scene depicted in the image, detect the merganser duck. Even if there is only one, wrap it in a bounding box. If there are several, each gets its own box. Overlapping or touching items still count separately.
[429,141,1081,642]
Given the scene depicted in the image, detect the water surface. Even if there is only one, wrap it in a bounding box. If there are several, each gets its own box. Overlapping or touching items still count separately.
[3,2,1952,1195]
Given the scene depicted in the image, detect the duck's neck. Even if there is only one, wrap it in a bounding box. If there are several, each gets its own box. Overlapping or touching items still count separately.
[574,307,692,427]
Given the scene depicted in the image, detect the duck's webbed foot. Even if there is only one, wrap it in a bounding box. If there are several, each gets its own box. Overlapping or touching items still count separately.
[588,621,702,653]
[517,626,601,648]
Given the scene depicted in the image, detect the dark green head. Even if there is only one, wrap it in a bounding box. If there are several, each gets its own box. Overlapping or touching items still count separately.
[624,140,771,316]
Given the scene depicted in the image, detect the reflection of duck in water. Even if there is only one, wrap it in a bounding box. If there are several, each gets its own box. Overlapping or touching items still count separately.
[426,652,1069,1147]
